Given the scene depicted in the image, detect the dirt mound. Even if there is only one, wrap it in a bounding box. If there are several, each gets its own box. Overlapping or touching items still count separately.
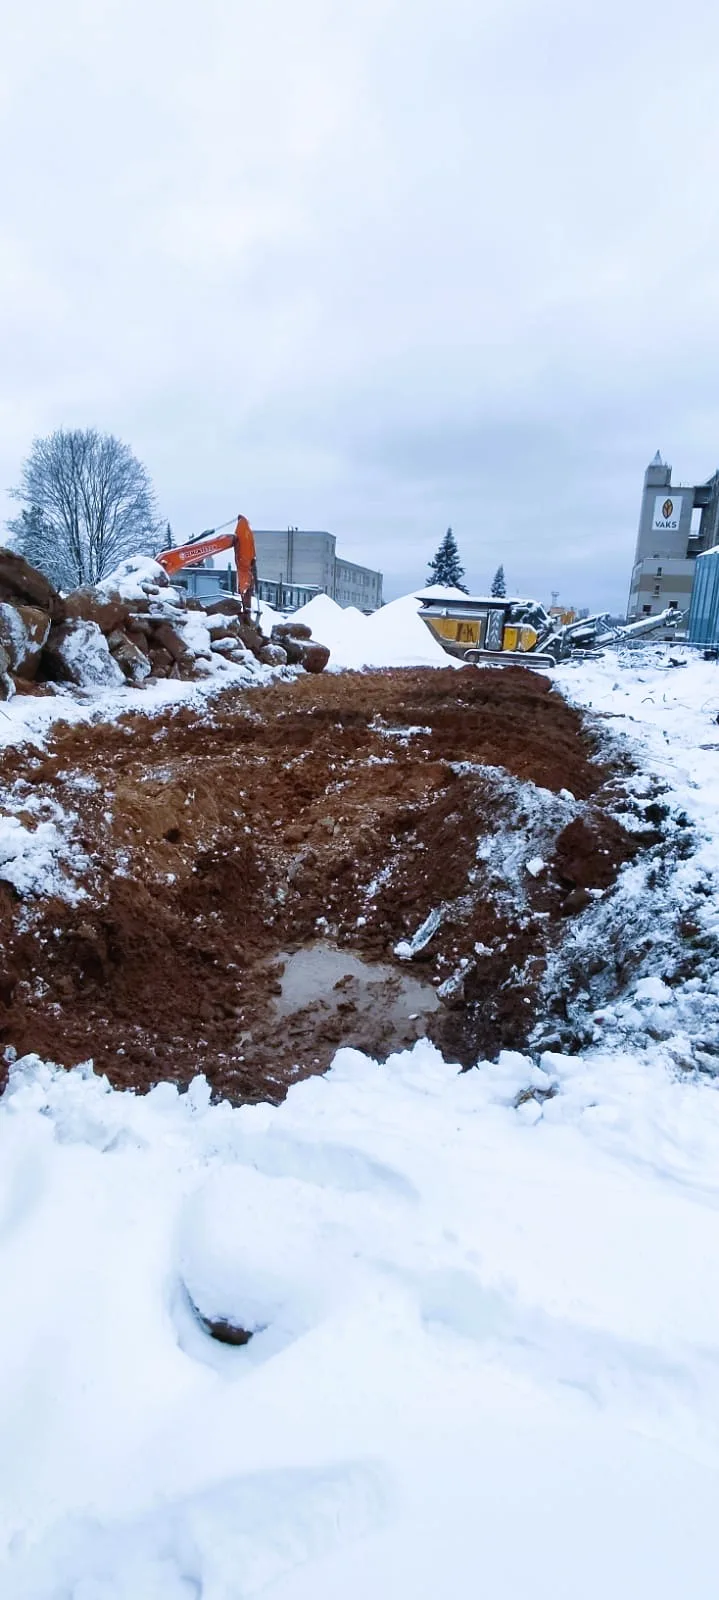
[0,666,641,1100]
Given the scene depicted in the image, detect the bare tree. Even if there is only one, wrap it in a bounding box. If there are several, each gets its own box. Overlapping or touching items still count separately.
[7,429,162,589]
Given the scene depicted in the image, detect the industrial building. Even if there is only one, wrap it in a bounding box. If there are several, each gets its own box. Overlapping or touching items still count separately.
[254,529,382,612]
[175,527,383,613]
[627,453,719,619]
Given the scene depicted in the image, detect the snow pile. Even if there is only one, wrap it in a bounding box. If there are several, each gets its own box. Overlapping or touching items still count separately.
[96,555,173,605]
[292,585,468,670]
[358,588,463,668]
[2,1042,719,1597]
[291,593,370,669]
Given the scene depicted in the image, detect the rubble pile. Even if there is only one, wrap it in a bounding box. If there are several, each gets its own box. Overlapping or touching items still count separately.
[0,550,329,699]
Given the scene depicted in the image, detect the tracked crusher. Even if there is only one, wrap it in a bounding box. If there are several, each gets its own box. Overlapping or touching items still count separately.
[418,593,687,668]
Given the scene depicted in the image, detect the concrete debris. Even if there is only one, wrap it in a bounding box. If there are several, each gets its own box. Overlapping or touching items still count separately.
[0,549,331,694]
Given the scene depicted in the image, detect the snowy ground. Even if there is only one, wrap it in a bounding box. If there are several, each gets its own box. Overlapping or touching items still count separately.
[3,640,719,1595]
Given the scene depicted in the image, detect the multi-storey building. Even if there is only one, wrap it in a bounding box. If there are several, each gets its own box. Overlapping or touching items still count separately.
[627,453,719,619]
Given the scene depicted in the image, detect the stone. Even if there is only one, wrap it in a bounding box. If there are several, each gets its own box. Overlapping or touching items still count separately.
[0,548,60,615]
[148,647,173,677]
[210,637,247,659]
[0,603,30,673]
[271,621,313,641]
[205,614,245,638]
[202,595,247,618]
[125,628,150,655]
[560,886,593,917]
[282,638,330,673]
[44,620,125,688]
[108,631,153,685]
[0,642,14,701]
[258,643,288,666]
[63,586,130,635]
[0,602,51,681]
[281,636,305,665]
[237,621,266,656]
[149,620,192,663]
[14,605,51,679]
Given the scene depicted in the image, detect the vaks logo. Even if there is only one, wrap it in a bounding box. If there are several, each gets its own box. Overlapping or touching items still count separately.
[662,498,674,519]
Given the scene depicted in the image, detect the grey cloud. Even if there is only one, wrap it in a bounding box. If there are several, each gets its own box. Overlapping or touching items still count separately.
[2,0,719,621]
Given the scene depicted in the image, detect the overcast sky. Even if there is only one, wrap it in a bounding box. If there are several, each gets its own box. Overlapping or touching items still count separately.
[3,0,719,611]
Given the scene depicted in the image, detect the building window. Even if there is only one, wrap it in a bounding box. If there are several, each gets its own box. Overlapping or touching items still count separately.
[653,585,661,595]
[657,566,662,575]
[668,601,678,609]
[642,604,652,615]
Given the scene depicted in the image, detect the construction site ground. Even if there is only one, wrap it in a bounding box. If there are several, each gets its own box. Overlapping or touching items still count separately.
[0,665,645,1103]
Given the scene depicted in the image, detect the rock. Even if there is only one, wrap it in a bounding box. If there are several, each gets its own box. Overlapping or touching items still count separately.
[125,628,150,655]
[0,642,14,700]
[149,620,192,663]
[14,605,51,679]
[44,620,125,688]
[108,630,153,685]
[258,642,288,666]
[202,595,247,618]
[560,886,593,917]
[281,636,305,665]
[237,621,266,656]
[148,647,174,677]
[271,621,313,641]
[0,548,61,615]
[0,603,31,675]
[63,586,130,635]
[209,637,248,660]
[0,600,52,681]
[205,614,246,638]
[299,641,329,673]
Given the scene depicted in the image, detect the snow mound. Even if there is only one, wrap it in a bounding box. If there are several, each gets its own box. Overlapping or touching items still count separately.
[291,585,466,670]
[291,593,369,668]
[359,587,461,669]
[97,555,170,602]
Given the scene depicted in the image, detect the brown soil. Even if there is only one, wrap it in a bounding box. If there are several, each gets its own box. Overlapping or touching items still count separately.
[0,665,639,1101]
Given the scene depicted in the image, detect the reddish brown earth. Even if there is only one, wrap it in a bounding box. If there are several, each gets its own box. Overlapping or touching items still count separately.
[0,665,639,1101]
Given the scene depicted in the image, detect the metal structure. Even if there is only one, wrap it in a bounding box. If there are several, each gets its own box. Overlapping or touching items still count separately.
[419,592,687,668]
[687,544,719,647]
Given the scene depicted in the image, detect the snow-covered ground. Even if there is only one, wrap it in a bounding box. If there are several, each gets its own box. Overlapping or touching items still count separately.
[3,640,719,1595]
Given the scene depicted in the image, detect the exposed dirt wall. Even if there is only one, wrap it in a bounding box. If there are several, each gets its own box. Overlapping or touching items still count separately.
[0,666,639,1100]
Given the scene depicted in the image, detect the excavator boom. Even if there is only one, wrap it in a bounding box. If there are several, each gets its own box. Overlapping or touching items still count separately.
[159,532,236,573]
[157,516,258,616]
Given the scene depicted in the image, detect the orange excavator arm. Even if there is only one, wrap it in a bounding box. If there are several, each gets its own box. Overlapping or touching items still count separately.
[157,516,258,616]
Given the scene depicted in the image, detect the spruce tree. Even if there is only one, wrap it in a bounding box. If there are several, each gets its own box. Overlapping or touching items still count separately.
[491,564,506,598]
[427,527,468,592]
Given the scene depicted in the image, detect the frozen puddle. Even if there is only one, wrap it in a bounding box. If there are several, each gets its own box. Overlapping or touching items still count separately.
[274,943,439,1044]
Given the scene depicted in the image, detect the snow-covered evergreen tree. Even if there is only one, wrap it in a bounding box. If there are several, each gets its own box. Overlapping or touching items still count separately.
[491,564,506,598]
[427,528,468,592]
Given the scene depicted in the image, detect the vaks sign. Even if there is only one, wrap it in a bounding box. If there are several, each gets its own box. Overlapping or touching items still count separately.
[653,494,683,532]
